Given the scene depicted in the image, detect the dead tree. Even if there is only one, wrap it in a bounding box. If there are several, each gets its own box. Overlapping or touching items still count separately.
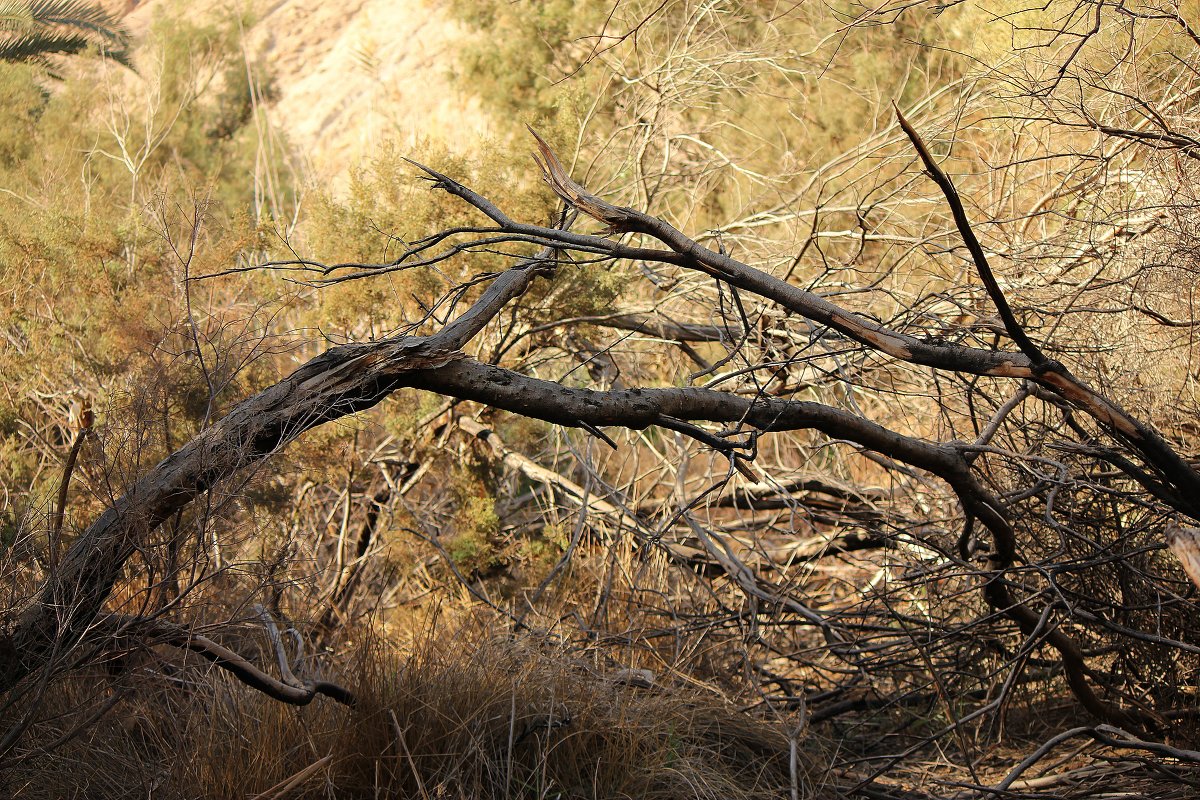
[2,122,1199,744]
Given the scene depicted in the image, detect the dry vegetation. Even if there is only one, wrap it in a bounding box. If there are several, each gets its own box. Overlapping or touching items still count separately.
[4,0,1200,798]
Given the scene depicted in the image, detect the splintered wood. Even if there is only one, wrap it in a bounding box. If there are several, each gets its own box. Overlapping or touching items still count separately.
[1166,525,1200,590]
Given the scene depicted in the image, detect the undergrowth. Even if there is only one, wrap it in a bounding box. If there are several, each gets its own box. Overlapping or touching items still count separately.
[3,621,815,799]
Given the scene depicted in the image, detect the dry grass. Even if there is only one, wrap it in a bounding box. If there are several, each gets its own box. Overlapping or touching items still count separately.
[2,620,820,799]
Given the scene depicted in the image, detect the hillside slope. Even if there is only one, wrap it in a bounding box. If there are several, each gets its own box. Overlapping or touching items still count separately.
[123,0,492,186]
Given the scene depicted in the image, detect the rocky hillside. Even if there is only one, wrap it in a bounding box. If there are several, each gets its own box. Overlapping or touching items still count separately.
[122,0,492,187]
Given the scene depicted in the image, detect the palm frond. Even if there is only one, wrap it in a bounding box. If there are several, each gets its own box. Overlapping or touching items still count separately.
[0,1,36,32]
[0,29,88,62]
[23,0,127,42]
[0,0,130,68]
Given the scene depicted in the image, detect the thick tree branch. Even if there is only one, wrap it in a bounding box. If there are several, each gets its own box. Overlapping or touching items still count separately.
[0,259,552,695]
[516,128,1200,515]
[0,335,971,694]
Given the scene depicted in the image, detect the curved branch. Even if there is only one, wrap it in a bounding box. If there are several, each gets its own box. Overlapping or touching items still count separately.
[0,261,550,694]
[103,615,354,707]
